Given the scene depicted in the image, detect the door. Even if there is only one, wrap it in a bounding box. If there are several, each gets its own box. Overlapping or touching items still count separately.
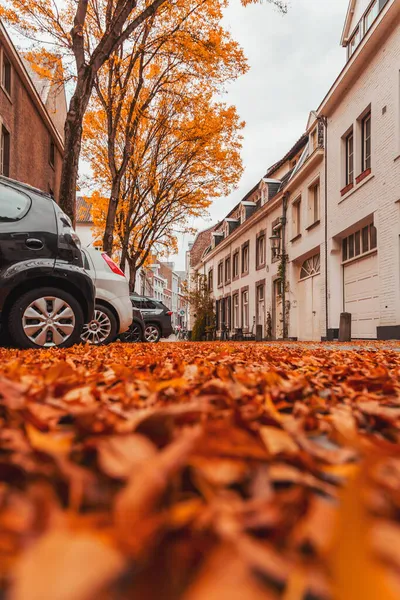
[272,280,282,339]
[344,253,379,338]
[256,284,265,337]
[0,182,57,271]
[298,274,321,341]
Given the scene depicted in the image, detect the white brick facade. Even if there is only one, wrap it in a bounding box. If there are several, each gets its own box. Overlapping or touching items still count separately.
[190,0,400,341]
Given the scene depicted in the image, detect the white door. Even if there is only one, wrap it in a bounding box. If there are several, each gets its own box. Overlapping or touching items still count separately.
[298,274,321,341]
[344,253,379,339]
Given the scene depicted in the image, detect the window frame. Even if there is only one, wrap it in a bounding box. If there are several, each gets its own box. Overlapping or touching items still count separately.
[347,26,361,59]
[342,222,377,264]
[308,180,320,226]
[208,268,213,292]
[1,49,12,97]
[233,293,239,328]
[0,125,10,177]
[256,232,266,269]
[217,261,223,287]
[361,112,371,173]
[345,131,354,186]
[49,139,56,168]
[232,250,239,280]
[241,242,249,275]
[364,0,379,34]
[292,197,301,238]
[224,255,231,284]
[241,288,249,330]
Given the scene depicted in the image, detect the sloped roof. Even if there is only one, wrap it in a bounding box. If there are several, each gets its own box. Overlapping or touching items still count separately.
[76,196,93,223]
[190,224,218,267]
[265,133,308,178]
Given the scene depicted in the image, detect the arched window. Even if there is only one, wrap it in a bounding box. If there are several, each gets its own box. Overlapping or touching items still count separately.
[300,254,320,279]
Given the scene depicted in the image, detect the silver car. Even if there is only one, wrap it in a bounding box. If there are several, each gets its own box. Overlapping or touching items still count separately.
[81,248,132,345]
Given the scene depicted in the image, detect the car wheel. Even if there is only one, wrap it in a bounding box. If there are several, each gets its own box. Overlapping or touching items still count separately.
[120,322,144,343]
[81,304,117,345]
[8,287,84,349]
[144,323,161,343]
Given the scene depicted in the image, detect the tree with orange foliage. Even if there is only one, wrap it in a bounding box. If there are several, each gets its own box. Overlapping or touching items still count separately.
[0,0,287,223]
[85,84,244,289]
[83,0,248,255]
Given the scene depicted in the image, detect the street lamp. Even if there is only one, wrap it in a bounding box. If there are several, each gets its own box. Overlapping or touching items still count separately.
[269,232,281,255]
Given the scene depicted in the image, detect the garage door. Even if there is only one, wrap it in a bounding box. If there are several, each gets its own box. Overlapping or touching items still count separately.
[344,253,379,339]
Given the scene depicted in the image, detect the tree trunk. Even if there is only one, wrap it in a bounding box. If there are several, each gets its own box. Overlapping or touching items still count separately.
[127,255,137,293]
[103,177,123,255]
[58,72,93,223]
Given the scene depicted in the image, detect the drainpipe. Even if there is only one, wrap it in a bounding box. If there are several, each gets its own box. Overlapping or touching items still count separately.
[282,192,289,339]
[320,115,329,340]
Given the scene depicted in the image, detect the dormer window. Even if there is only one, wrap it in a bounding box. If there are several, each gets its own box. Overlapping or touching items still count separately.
[364,1,379,34]
[240,206,246,224]
[347,26,361,59]
[224,222,229,238]
[311,128,318,152]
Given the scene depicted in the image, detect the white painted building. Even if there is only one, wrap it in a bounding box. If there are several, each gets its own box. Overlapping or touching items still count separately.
[189,0,400,341]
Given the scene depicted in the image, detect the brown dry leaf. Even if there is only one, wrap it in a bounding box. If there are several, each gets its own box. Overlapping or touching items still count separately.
[114,426,203,548]
[182,544,277,600]
[96,434,157,479]
[26,423,74,455]
[328,466,398,600]
[10,529,124,600]
[259,426,298,455]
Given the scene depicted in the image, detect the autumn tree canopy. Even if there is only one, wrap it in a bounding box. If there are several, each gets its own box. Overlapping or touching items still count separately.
[0,0,287,222]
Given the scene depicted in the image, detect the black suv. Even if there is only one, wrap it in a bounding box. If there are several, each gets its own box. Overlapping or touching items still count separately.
[0,177,95,348]
[119,307,145,343]
[130,295,173,342]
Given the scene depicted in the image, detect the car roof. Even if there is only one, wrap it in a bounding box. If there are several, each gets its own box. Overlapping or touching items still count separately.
[0,175,54,201]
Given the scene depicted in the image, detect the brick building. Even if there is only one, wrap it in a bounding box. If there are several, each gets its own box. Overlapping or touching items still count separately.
[0,21,66,199]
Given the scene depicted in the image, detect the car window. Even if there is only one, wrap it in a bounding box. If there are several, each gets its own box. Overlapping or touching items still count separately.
[144,300,157,309]
[0,184,31,221]
[131,298,143,309]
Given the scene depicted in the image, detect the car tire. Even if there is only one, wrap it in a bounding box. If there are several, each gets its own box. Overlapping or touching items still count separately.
[144,323,161,343]
[81,304,118,345]
[8,287,84,349]
[120,321,144,343]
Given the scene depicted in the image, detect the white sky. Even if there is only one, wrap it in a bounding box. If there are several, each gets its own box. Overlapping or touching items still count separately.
[170,0,350,270]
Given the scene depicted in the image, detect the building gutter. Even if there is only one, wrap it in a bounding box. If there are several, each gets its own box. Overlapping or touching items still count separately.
[320,116,329,340]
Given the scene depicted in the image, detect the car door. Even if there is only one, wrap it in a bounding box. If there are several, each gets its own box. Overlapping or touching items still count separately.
[0,182,58,271]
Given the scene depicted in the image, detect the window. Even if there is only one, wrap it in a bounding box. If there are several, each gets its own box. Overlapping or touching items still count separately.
[256,284,265,326]
[1,51,11,95]
[240,206,246,224]
[362,112,371,172]
[233,294,239,328]
[217,261,223,286]
[364,1,379,33]
[256,234,265,268]
[241,290,249,329]
[0,184,30,222]
[348,27,361,59]
[241,243,249,274]
[308,181,320,225]
[0,126,10,177]
[311,128,318,151]
[292,198,301,237]
[342,223,377,262]
[49,140,56,167]
[233,251,239,279]
[300,254,320,279]
[225,256,231,283]
[208,269,213,291]
[345,131,354,186]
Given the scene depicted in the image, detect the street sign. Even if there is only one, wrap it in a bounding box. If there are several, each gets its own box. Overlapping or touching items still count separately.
[179,309,185,316]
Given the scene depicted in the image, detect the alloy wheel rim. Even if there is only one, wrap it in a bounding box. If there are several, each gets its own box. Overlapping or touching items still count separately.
[81,309,112,345]
[22,296,75,347]
[124,325,141,342]
[145,325,159,342]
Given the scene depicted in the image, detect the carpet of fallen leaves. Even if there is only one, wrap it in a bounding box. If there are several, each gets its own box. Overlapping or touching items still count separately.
[1,341,400,600]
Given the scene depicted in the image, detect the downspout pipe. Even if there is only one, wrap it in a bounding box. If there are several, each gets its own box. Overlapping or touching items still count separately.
[282,192,289,339]
[320,115,329,340]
